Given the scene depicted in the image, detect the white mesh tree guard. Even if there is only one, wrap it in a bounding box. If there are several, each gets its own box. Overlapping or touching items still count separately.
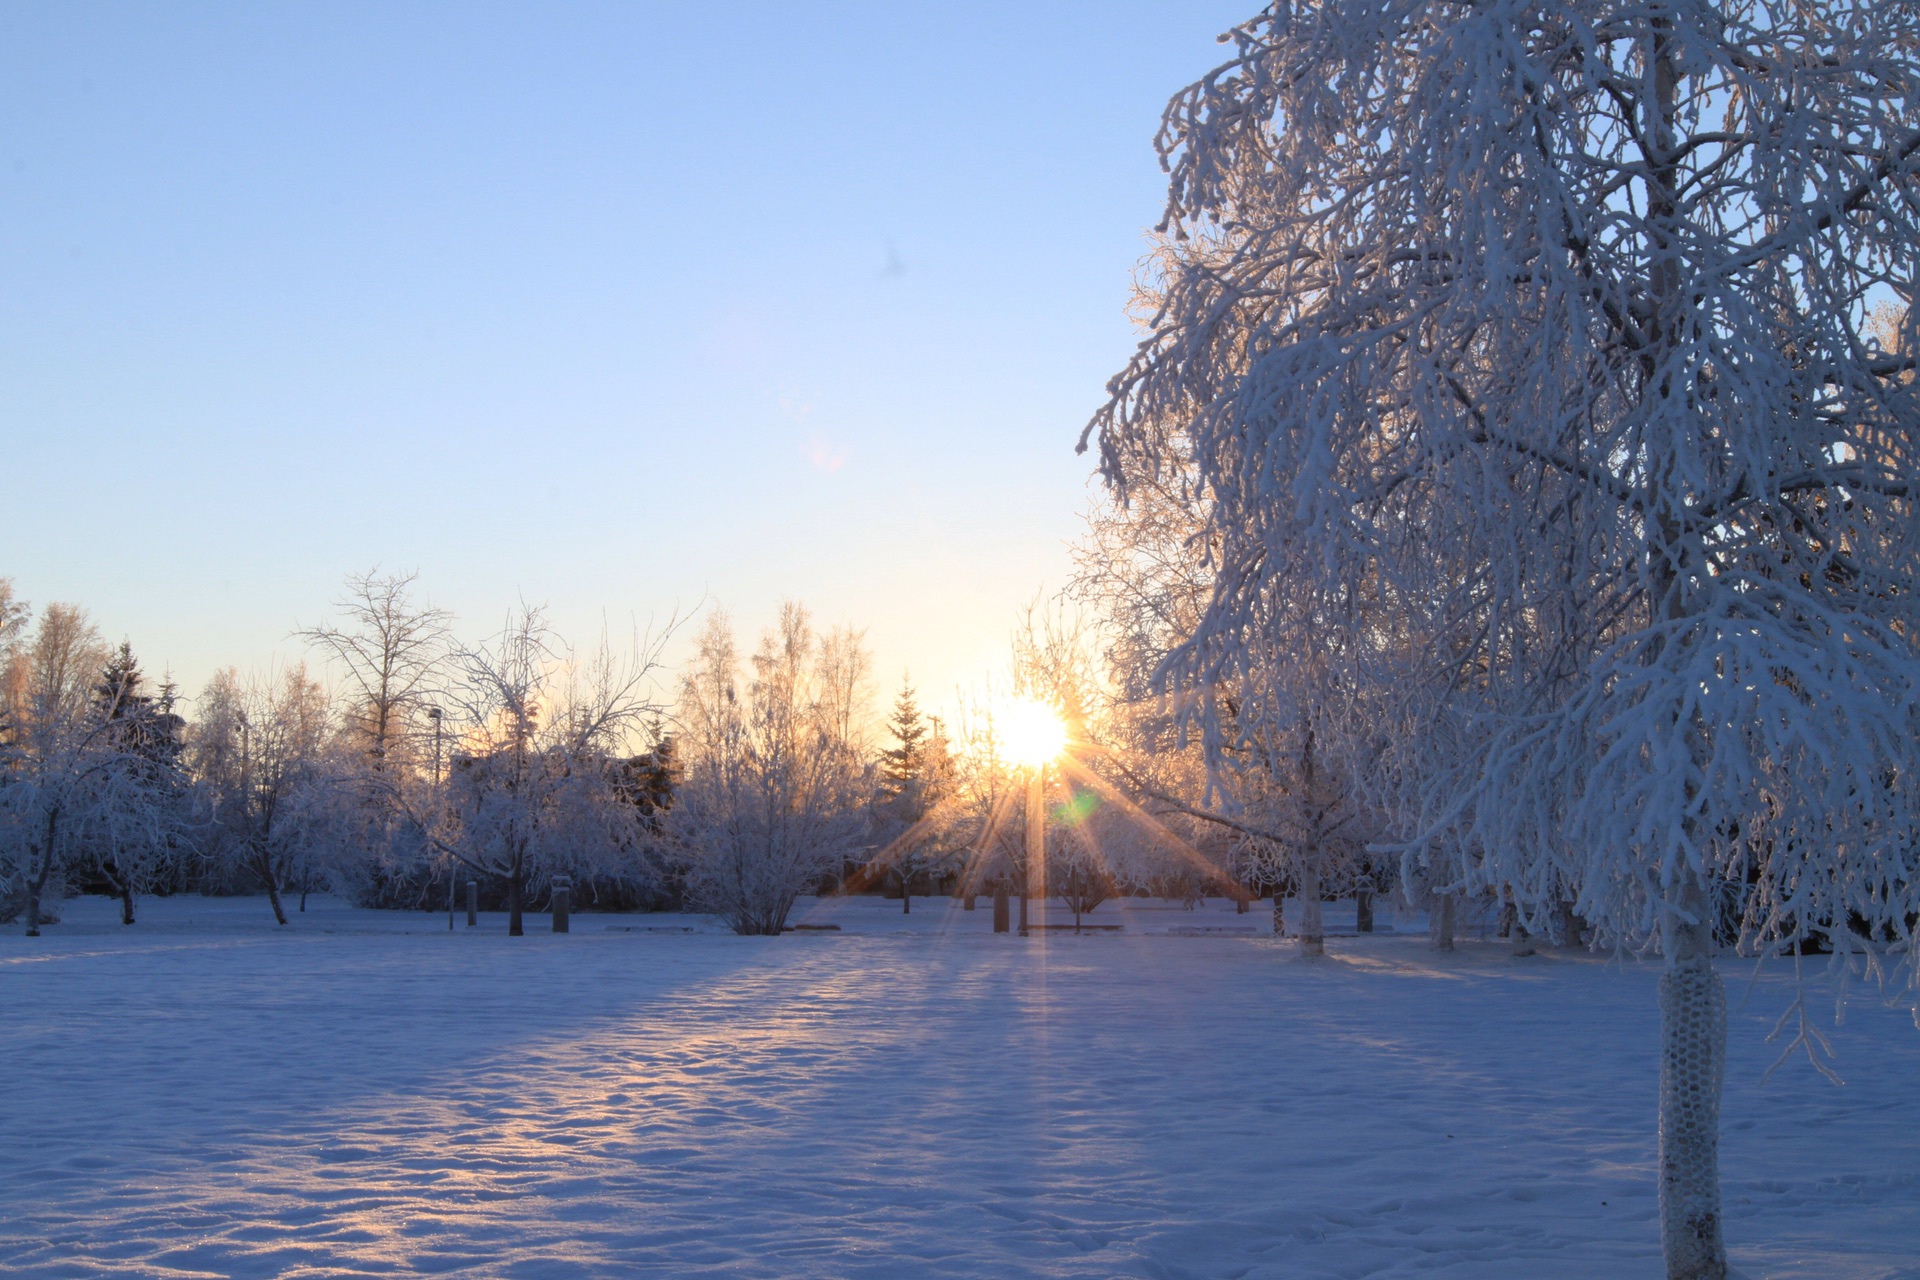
[1659,940,1728,1280]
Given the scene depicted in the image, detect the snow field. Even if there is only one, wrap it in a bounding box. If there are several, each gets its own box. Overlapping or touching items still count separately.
[0,894,1915,1279]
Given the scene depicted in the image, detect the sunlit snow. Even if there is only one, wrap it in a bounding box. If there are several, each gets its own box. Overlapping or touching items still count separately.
[1,895,1914,1279]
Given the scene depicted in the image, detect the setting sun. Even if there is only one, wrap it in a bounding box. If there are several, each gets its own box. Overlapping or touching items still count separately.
[999,697,1067,768]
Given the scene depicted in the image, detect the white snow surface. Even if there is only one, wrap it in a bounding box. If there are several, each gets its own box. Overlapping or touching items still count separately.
[1,894,1915,1280]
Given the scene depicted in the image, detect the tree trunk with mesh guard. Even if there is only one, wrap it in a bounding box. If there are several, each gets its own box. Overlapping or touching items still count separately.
[1659,880,1727,1280]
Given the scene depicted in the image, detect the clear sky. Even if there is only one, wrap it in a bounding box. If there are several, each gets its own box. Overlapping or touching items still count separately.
[2,1,1251,719]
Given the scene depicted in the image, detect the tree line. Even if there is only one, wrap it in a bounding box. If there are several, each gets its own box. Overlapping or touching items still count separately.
[3,570,1339,941]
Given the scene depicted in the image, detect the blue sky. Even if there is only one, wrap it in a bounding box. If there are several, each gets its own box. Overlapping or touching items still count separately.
[1,1,1251,716]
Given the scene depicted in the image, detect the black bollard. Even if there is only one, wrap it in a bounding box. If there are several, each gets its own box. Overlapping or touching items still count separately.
[551,877,571,934]
[992,885,1010,934]
[466,881,478,927]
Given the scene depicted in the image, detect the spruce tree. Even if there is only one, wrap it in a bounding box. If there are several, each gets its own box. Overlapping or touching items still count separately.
[874,680,952,913]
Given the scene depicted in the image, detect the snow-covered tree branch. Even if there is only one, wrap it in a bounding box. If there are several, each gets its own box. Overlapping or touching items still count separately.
[1085,5,1920,1276]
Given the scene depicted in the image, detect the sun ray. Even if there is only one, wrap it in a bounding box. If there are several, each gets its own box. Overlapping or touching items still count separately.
[1058,755,1250,902]
[954,782,1023,900]
[842,810,948,894]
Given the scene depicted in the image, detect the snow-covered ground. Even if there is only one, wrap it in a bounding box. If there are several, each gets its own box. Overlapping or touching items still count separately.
[1,894,1914,1280]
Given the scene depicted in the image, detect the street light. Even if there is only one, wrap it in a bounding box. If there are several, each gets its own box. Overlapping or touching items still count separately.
[428,706,449,930]
[427,705,444,786]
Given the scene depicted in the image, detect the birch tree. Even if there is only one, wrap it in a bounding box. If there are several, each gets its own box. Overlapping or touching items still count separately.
[0,604,114,933]
[1075,491,1369,935]
[670,605,872,935]
[1086,5,1920,1277]
[191,664,338,926]
[296,568,450,771]
[0,580,27,658]
[296,569,452,899]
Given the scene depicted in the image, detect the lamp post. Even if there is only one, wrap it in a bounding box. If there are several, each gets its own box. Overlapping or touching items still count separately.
[1023,760,1045,935]
[429,706,450,932]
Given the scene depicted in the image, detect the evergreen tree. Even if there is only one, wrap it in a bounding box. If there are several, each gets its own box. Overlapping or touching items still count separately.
[83,643,187,920]
[871,680,955,913]
[880,682,929,802]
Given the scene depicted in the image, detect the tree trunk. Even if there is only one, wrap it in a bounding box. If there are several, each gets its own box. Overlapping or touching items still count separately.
[1026,767,1045,933]
[1556,900,1586,948]
[25,810,58,937]
[1356,885,1374,933]
[1659,881,1727,1280]
[1639,20,1726,1270]
[24,876,46,937]
[1236,895,1249,914]
[1296,730,1326,955]
[1272,895,1285,937]
[1511,917,1536,958]
[299,886,309,911]
[508,874,525,937]
[1433,892,1456,951]
[1298,859,1324,957]
[119,880,136,926]
[265,878,289,926]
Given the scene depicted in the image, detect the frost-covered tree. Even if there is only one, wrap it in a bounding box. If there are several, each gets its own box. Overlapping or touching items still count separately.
[77,643,190,923]
[1072,502,1358,935]
[670,605,871,935]
[417,606,668,936]
[0,580,28,659]
[2,612,193,933]
[0,604,115,932]
[191,664,339,925]
[296,568,453,903]
[1,606,189,931]
[296,568,450,772]
[1086,5,1920,1276]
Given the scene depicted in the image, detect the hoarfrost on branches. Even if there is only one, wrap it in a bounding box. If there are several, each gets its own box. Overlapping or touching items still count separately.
[191,664,339,926]
[1086,4,1920,1277]
[413,605,671,937]
[669,605,872,936]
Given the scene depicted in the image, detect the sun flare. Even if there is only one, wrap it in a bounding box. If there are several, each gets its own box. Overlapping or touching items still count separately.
[999,697,1067,768]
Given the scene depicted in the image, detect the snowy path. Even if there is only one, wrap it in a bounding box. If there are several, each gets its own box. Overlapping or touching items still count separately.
[0,896,1914,1279]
